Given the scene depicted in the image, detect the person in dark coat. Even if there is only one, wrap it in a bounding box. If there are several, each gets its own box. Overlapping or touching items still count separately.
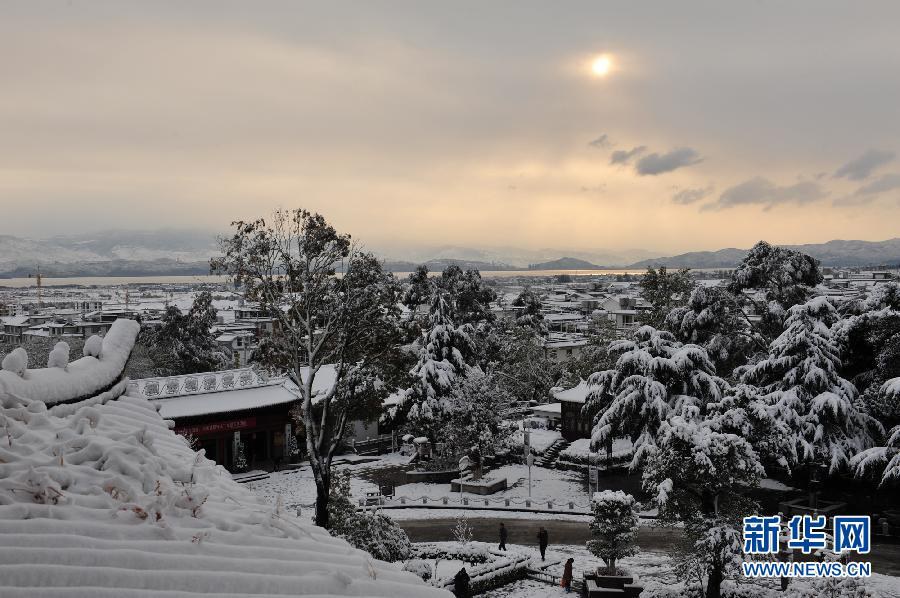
[561,557,574,593]
[498,522,508,551]
[453,567,471,598]
[537,526,549,561]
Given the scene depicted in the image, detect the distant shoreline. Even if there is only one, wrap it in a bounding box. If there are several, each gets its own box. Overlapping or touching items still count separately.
[0,270,658,288]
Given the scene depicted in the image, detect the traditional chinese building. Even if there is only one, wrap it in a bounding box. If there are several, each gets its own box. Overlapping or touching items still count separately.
[128,368,301,471]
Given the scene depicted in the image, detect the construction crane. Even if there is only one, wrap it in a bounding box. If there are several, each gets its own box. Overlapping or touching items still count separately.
[28,269,43,308]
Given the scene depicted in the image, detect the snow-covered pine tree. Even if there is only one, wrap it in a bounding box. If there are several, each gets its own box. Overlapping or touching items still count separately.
[586,326,729,467]
[740,297,879,474]
[727,240,822,341]
[642,416,763,598]
[666,285,766,377]
[852,377,900,487]
[445,370,515,457]
[403,291,477,442]
[512,286,547,335]
[833,282,900,426]
[639,266,694,329]
[149,291,225,375]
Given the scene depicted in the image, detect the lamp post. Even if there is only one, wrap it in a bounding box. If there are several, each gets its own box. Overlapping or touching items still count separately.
[524,428,532,498]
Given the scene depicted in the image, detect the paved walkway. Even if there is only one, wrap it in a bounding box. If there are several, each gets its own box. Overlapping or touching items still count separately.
[397,516,900,577]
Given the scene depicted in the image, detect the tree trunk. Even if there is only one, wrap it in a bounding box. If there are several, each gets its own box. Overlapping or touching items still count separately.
[314,472,331,529]
[608,557,616,575]
[705,564,723,598]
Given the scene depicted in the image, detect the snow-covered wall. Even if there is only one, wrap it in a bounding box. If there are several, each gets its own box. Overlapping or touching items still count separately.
[0,319,139,405]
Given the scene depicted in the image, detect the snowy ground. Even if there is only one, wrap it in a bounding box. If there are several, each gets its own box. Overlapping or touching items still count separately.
[249,453,593,520]
[510,425,562,455]
[479,543,900,598]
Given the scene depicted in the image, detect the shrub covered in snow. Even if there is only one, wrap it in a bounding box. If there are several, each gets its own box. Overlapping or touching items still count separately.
[588,490,640,575]
[327,470,412,562]
[402,559,433,582]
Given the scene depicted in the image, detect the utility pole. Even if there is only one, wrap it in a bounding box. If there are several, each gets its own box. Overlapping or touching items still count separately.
[28,269,43,308]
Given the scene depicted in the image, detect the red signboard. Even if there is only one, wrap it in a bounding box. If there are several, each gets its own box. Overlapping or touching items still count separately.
[175,417,257,438]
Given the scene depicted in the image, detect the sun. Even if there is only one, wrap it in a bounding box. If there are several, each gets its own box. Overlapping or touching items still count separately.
[591,55,612,77]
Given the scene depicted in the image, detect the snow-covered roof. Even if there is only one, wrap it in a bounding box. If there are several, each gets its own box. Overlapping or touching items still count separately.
[0,319,139,405]
[553,380,591,404]
[0,315,30,326]
[0,379,448,597]
[149,381,300,419]
[530,402,562,415]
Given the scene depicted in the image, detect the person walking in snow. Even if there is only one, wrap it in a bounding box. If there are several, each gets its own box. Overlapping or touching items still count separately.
[498,522,508,551]
[537,526,549,561]
[453,567,471,598]
[561,557,574,593]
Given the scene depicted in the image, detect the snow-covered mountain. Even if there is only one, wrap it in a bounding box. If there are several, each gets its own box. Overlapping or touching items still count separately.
[629,238,900,269]
[0,230,219,277]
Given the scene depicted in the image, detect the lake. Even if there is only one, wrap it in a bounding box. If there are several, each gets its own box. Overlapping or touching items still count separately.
[0,270,650,288]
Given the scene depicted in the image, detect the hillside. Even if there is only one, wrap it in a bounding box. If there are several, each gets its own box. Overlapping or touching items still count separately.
[527,257,604,270]
[628,238,900,269]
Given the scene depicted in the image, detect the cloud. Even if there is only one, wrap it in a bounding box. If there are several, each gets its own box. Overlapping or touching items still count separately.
[588,134,611,149]
[610,146,646,165]
[834,149,895,181]
[705,176,827,210]
[855,172,900,197]
[672,185,713,205]
[635,147,703,175]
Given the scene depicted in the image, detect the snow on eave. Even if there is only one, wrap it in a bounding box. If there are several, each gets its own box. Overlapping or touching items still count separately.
[0,319,139,406]
[553,380,590,404]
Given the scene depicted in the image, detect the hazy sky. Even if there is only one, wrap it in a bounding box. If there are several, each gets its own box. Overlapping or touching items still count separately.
[2,1,900,253]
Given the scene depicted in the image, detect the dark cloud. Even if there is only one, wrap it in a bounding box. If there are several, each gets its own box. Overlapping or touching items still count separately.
[855,173,900,196]
[635,147,703,175]
[705,176,827,210]
[672,185,713,205]
[609,146,646,165]
[588,134,611,149]
[834,149,895,181]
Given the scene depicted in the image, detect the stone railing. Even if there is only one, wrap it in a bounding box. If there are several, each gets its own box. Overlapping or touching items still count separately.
[127,368,270,399]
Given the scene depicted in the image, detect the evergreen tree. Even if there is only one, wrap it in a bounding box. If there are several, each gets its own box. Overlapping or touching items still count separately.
[512,286,547,334]
[639,266,694,329]
[740,297,879,474]
[586,326,729,466]
[834,283,900,427]
[642,416,762,598]
[666,285,766,377]
[150,291,225,375]
[727,241,822,340]
[403,292,477,441]
[444,370,516,456]
[491,326,563,405]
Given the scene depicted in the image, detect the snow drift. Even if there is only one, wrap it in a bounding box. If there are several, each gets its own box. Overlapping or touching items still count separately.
[0,326,449,597]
